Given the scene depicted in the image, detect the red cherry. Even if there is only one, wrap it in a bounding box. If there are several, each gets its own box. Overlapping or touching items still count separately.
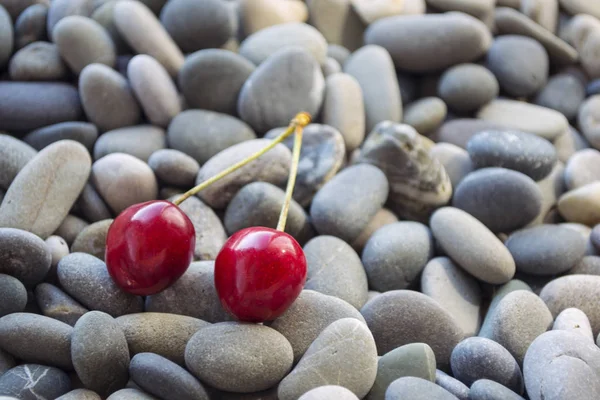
[105,200,195,296]
[214,227,307,322]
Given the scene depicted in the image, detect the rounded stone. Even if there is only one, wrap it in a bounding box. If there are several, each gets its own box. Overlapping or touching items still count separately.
[384,377,458,400]
[565,149,600,190]
[278,318,377,400]
[430,207,516,284]
[299,386,358,400]
[0,134,36,190]
[558,182,600,226]
[322,57,341,76]
[167,109,256,165]
[34,283,88,326]
[71,219,113,261]
[79,63,140,132]
[0,364,71,400]
[72,311,129,397]
[93,126,165,162]
[46,0,94,40]
[435,370,470,400]
[270,290,366,363]
[90,0,130,55]
[76,183,112,223]
[178,49,255,115]
[0,274,27,317]
[148,149,199,188]
[505,225,587,275]
[534,73,586,120]
[431,119,510,149]
[429,143,473,189]
[0,313,73,369]
[113,0,184,77]
[553,308,594,342]
[364,13,492,73]
[421,257,482,337]
[194,139,291,209]
[130,353,209,400]
[438,63,499,112]
[237,46,324,134]
[185,322,293,393]
[570,255,600,275]
[361,290,464,369]
[159,0,233,53]
[24,122,98,152]
[0,228,51,285]
[91,153,158,214]
[452,168,543,233]
[45,235,69,269]
[469,380,524,400]
[14,4,48,50]
[53,16,116,74]
[56,389,102,400]
[403,97,447,136]
[467,130,557,181]
[362,222,433,292]
[578,95,600,149]
[55,214,88,246]
[8,41,67,81]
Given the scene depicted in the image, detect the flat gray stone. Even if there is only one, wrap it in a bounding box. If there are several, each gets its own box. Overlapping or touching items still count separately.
[0,274,27,317]
[438,63,498,113]
[469,379,524,400]
[35,282,88,326]
[93,125,165,162]
[76,183,112,223]
[403,97,447,136]
[0,364,71,400]
[431,118,510,149]
[535,73,586,120]
[14,4,48,50]
[46,0,94,40]
[148,149,199,188]
[0,228,51,285]
[552,307,594,342]
[56,389,102,400]
[384,377,459,400]
[24,122,98,152]
[107,388,159,399]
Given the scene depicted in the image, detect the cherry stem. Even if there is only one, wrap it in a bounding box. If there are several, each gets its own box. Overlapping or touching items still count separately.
[277,124,304,232]
[173,112,312,207]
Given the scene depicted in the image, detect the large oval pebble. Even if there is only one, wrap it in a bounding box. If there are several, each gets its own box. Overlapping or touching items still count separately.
[0,274,27,317]
[0,134,36,190]
[438,63,499,113]
[94,126,165,162]
[8,41,67,81]
[0,228,51,285]
[24,122,97,152]
[535,72,585,120]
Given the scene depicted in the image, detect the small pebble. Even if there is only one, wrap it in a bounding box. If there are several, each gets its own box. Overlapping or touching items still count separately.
[534,72,586,120]
[384,376,458,400]
[71,219,113,261]
[55,214,88,246]
[0,274,27,317]
[0,364,71,400]
[148,149,199,188]
[469,379,524,400]
[557,182,600,226]
[298,386,358,400]
[93,126,165,162]
[76,183,113,223]
[435,370,469,400]
[437,63,499,113]
[322,57,341,76]
[552,307,594,342]
[0,227,52,285]
[239,0,308,37]
[431,118,509,149]
[564,148,600,190]
[90,1,130,55]
[24,122,98,152]
[403,97,447,136]
[429,143,473,189]
[106,388,158,399]
[8,41,67,81]
[46,0,94,40]
[56,389,102,400]
[14,4,48,50]
[0,134,36,191]
[34,283,88,326]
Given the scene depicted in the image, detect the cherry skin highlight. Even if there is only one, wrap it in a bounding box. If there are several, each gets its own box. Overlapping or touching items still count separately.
[214,227,307,322]
[105,200,195,296]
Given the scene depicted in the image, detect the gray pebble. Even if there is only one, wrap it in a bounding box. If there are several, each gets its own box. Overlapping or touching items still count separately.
[148,149,199,188]
[361,290,464,369]
[431,119,509,149]
[479,290,553,364]
[91,152,158,214]
[0,5,12,69]
[553,307,594,342]
[403,97,447,136]
[524,330,600,400]
[130,353,209,400]
[76,183,113,223]
[299,386,358,400]
[195,138,291,209]
[327,44,350,65]
[71,219,112,261]
[480,281,533,334]
[352,208,398,253]
[506,225,586,275]
[14,4,48,50]
[453,168,543,233]
[0,82,82,133]
[55,214,88,246]
[0,364,70,400]
[270,290,365,362]
[9,41,67,81]
[593,224,600,250]
[438,63,498,113]
[430,207,516,284]
[570,255,600,274]
[72,311,129,396]
[0,228,51,285]
[535,73,585,120]
[0,349,14,376]
[565,148,600,190]
[362,221,433,292]
[35,283,88,326]
[186,322,293,393]
[469,379,524,400]
[57,252,144,316]
[528,161,565,226]
[435,370,469,400]
[557,182,600,226]
[0,313,73,369]
[46,0,93,39]
[238,47,324,134]
[322,57,341,76]
[107,388,158,399]
[0,133,36,190]
[344,45,401,132]
[0,274,27,317]
[24,122,98,152]
[278,318,377,400]
[117,312,209,366]
[467,130,557,181]
[429,143,473,189]
[56,389,102,400]
[160,0,233,53]
[578,95,600,149]
[90,1,130,55]
[421,257,482,337]
[94,126,165,162]
[179,49,254,115]
[384,377,459,400]
[367,343,436,400]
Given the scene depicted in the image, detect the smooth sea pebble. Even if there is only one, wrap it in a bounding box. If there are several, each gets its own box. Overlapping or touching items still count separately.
[298,386,358,400]
[0,349,14,375]
[310,164,388,243]
[555,126,590,164]
[560,222,598,256]
[114,0,184,76]
[278,318,377,400]
[403,97,447,136]
[527,161,564,227]
[453,168,543,233]
[0,313,72,369]
[270,290,366,363]
[351,0,403,25]
[384,377,458,400]
[437,63,498,113]
[435,370,469,400]
[0,274,27,317]
[431,119,509,149]
[558,182,600,226]
[303,236,368,309]
[45,235,69,270]
[429,143,473,189]
[106,388,158,399]
[469,379,524,400]
[524,330,600,400]
[450,337,523,394]
[148,149,199,188]
[535,73,585,120]
[592,224,600,250]
[179,49,255,115]
[426,0,494,16]
[239,0,308,37]
[560,0,600,19]
[344,45,401,132]
[477,99,568,141]
[35,283,88,326]
[352,208,398,253]
[159,0,233,53]
[0,82,82,132]
[8,41,66,81]
[91,152,158,214]
[237,47,324,134]
[421,257,482,337]
[478,290,553,364]
[72,311,129,397]
[565,149,600,189]
[56,389,102,400]
[130,353,209,400]
[367,343,436,400]
[362,221,433,292]
[322,57,341,76]
[570,255,600,274]
[0,364,70,400]
[361,290,464,369]
[552,307,594,342]
[430,207,516,284]
[76,183,112,223]
[576,95,600,149]
[24,122,98,152]
[55,214,88,245]
[186,322,293,393]
[13,4,48,50]
[57,252,144,317]
[71,219,112,261]
[91,1,130,55]
[94,126,165,162]
[0,134,36,190]
[145,261,232,323]
[0,228,51,285]
[46,0,93,40]
[520,0,558,33]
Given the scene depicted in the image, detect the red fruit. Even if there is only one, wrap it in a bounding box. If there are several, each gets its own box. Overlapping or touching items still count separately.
[214,227,307,322]
[105,200,195,296]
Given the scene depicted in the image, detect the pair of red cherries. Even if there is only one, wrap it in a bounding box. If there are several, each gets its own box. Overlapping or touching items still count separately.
[105,113,311,322]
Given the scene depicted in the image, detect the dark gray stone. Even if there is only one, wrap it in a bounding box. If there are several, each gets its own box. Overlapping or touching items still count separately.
[384,377,459,400]
[0,4,12,70]
[438,63,498,113]
[0,228,51,285]
[469,379,524,400]
[9,41,67,81]
[35,283,88,326]
[0,274,27,317]
[0,134,36,191]
[0,364,71,400]
[299,386,358,400]
[535,73,586,120]
[14,4,48,50]
[93,126,165,162]
[435,370,469,400]
[148,149,199,188]
[0,349,14,376]
[24,122,98,152]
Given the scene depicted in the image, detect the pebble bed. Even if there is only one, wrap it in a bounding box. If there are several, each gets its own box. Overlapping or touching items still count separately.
[1,0,600,399]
